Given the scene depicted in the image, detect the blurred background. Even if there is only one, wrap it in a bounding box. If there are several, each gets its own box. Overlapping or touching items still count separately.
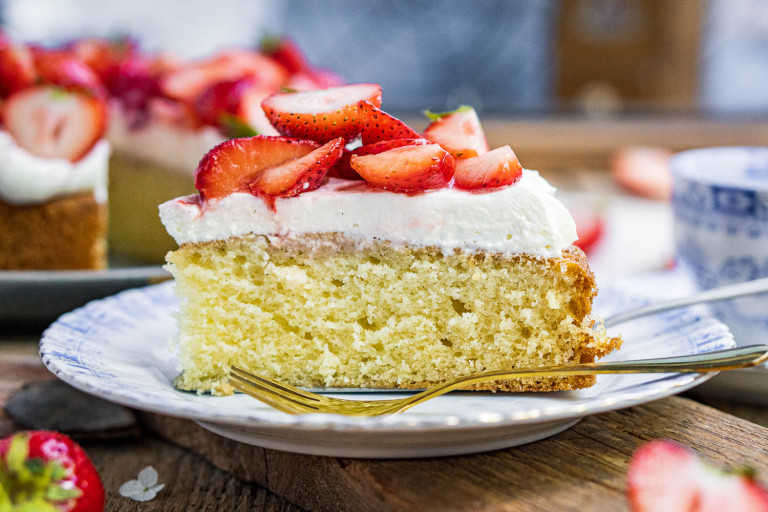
[3,0,768,117]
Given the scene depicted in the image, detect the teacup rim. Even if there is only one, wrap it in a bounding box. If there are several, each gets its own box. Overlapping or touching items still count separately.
[670,146,768,191]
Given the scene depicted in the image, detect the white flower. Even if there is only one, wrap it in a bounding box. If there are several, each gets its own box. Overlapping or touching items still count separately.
[119,466,165,502]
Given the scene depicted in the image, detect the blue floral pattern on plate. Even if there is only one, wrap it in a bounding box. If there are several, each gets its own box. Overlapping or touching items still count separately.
[40,275,734,458]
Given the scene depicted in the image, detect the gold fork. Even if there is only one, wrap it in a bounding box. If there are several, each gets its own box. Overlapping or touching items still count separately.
[229,344,768,416]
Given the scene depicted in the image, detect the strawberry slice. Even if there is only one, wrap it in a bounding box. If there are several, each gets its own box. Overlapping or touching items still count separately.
[350,142,455,193]
[284,68,344,92]
[423,105,489,159]
[0,42,36,97]
[195,135,322,201]
[261,83,383,143]
[261,36,309,74]
[331,138,431,180]
[358,101,421,144]
[160,50,287,104]
[250,137,344,202]
[3,85,107,162]
[452,145,522,191]
[0,430,105,512]
[628,440,768,512]
[193,77,278,136]
[32,49,105,96]
[68,37,135,90]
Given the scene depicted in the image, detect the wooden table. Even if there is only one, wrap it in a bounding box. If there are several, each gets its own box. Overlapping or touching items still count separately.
[3,336,768,512]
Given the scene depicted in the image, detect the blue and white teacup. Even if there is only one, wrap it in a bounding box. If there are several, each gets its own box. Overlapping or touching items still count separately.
[670,147,768,345]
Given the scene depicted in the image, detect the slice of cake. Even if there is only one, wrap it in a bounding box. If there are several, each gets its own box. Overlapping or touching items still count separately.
[160,84,620,395]
[0,38,109,271]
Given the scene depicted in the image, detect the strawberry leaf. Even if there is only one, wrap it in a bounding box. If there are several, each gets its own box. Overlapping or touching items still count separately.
[13,499,59,512]
[424,105,472,121]
[44,483,81,501]
[6,435,29,475]
[219,113,258,139]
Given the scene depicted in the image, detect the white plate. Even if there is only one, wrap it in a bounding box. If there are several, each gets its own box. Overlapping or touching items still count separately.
[607,269,768,405]
[0,261,169,325]
[40,277,734,459]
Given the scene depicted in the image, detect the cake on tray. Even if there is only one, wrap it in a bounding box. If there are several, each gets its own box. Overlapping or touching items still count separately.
[0,35,110,270]
[159,83,620,395]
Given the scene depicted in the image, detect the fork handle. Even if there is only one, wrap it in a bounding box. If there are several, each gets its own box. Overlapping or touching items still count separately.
[399,344,768,412]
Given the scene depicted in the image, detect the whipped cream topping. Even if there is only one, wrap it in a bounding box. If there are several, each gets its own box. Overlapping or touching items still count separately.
[159,170,578,257]
[107,105,226,173]
[0,132,110,205]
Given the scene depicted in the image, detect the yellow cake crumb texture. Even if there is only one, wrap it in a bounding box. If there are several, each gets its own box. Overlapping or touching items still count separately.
[165,234,620,395]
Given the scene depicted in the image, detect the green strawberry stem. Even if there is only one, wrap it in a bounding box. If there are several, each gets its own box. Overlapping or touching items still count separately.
[424,105,473,121]
[1,433,81,511]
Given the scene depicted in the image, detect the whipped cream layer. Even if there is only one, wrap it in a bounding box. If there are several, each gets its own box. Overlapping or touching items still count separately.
[0,132,110,205]
[108,105,226,172]
[160,170,578,257]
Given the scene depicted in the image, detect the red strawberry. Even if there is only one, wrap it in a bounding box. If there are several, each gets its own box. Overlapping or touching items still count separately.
[193,77,278,136]
[627,440,768,512]
[160,50,287,104]
[423,105,489,159]
[109,55,163,124]
[452,145,522,191]
[68,37,135,90]
[261,83,383,143]
[249,137,344,205]
[350,142,455,193]
[0,42,36,97]
[329,149,361,180]
[332,137,432,179]
[572,210,605,255]
[2,85,107,162]
[261,36,309,74]
[284,68,344,92]
[358,101,421,144]
[194,135,321,201]
[0,430,104,512]
[32,49,105,96]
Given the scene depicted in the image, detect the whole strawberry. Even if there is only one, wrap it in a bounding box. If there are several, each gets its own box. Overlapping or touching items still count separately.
[628,440,768,512]
[0,430,104,512]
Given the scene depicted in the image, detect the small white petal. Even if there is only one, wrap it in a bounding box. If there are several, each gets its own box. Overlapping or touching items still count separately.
[132,490,159,502]
[137,466,159,487]
[119,480,144,498]
[149,484,165,494]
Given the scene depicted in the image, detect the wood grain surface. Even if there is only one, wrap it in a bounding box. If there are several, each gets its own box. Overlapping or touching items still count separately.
[5,341,768,512]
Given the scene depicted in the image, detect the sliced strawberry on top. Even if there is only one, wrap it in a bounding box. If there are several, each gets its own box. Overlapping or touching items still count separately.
[193,77,278,136]
[350,142,455,193]
[109,55,162,121]
[261,83,383,144]
[627,440,768,512]
[423,105,489,159]
[68,37,135,90]
[284,68,345,92]
[32,49,105,96]
[261,36,309,74]
[250,137,344,203]
[3,85,107,162]
[160,50,287,105]
[194,135,320,201]
[331,138,431,180]
[0,430,105,512]
[0,42,36,97]
[358,101,421,144]
[452,145,522,191]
